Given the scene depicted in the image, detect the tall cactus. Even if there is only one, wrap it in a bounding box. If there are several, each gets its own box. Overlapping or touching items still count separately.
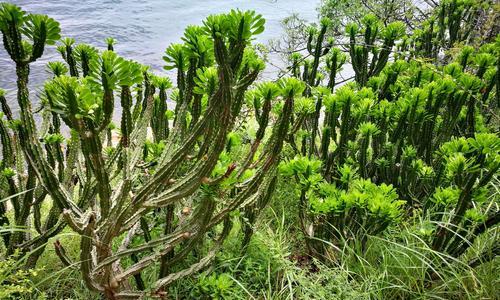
[1,5,293,298]
[346,14,405,86]
[304,18,331,95]
[0,3,80,266]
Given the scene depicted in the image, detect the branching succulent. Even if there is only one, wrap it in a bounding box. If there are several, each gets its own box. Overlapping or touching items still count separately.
[0,5,295,298]
[346,14,405,86]
[278,9,499,264]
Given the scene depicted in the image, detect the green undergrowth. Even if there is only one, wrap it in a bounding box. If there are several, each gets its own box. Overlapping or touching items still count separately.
[4,185,498,299]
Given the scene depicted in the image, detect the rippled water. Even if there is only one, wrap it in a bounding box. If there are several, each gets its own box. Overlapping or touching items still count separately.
[0,0,319,107]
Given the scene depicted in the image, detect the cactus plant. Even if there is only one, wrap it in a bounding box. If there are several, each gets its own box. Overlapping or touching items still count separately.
[346,14,405,86]
[0,5,296,297]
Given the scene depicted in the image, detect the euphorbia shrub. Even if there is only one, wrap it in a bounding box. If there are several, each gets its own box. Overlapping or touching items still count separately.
[0,4,296,298]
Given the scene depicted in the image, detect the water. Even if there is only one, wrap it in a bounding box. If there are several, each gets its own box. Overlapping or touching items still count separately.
[0,0,320,107]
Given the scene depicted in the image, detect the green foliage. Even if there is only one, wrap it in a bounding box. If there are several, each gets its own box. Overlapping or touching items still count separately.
[194,67,218,95]
[190,273,234,299]
[0,252,42,299]
[0,2,60,62]
[44,76,99,121]
[88,50,142,90]
[163,43,187,71]
[279,77,305,98]
[46,61,68,77]
[312,179,405,222]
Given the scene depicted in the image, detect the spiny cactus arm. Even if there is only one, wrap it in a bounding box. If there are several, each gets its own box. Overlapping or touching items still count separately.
[346,23,360,81]
[54,240,74,267]
[0,90,13,120]
[326,49,340,91]
[358,122,380,177]
[307,18,330,92]
[17,164,36,217]
[120,86,133,148]
[0,3,26,63]
[132,83,143,122]
[256,96,272,140]
[105,37,116,51]
[18,215,64,250]
[371,22,405,77]
[150,75,172,141]
[79,214,104,292]
[164,43,187,109]
[2,169,20,219]
[74,44,98,77]
[334,91,355,167]
[93,231,189,271]
[151,217,232,293]
[226,10,264,70]
[0,116,15,167]
[62,130,79,188]
[306,26,315,55]
[60,38,79,77]
[203,14,234,80]
[23,13,61,62]
[290,53,302,78]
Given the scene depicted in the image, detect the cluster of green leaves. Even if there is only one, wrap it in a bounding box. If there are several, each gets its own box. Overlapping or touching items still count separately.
[0,252,42,299]
[190,273,234,299]
[311,179,404,222]
[280,155,405,247]
[0,3,60,63]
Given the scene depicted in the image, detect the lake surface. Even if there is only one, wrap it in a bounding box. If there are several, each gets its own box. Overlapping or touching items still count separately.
[0,0,319,107]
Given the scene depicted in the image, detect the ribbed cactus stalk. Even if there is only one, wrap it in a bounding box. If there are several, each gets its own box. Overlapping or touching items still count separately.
[304,18,331,95]
[357,122,379,178]
[73,43,98,77]
[346,14,405,86]
[58,38,79,77]
[325,48,346,92]
[151,76,172,141]
[0,3,72,261]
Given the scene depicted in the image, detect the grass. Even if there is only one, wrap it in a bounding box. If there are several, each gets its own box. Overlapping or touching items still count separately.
[1,181,498,299]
